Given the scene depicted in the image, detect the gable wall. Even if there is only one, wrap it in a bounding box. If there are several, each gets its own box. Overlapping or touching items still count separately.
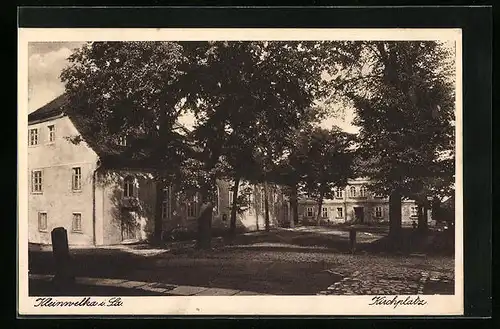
[28,116,99,245]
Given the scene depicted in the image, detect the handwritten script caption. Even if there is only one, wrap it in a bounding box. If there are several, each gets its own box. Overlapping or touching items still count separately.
[368,295,428,308]
[34,297,123,308]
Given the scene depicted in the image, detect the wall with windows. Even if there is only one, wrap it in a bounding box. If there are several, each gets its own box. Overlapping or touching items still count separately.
[28,116,99,245]
[402,201,419,225]
[297,198,416,225]
[232,182,275,231]
[159,180,286,235]
[296,178,417,225]
[96,169,158,245]
[28,115,289,246]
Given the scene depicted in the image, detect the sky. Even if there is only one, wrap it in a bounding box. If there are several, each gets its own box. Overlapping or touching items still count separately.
[28,42,358,133]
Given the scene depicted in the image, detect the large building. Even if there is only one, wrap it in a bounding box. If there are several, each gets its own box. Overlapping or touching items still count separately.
[27,95,285,246]
[296,178,418,226]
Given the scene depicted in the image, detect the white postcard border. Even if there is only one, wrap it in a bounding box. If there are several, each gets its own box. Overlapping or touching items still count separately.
[18,28,463,316]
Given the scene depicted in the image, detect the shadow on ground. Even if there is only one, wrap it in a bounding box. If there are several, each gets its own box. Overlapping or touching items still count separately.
[29,279,169,296]
[223,226,454,256]
[27,225,454,296]
[28,247,345,295]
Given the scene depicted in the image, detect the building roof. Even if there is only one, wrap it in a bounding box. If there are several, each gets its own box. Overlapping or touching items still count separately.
[28,94,68,123]
[28,94,189,170]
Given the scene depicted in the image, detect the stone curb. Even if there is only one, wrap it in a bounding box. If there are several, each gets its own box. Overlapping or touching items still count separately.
[29,273,268,296]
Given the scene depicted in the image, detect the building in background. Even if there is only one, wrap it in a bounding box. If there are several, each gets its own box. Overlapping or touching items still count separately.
[296,178,418,226]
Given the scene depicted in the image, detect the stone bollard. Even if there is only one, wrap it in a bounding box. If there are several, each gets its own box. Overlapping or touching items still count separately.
[349,227,357,254]
[51,227,75,289]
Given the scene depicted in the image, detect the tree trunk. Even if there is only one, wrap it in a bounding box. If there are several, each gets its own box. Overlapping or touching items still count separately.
[389,189,402,242]
[432,197,441,223]
[229,176,240,236]
[196,184,214,250]
[153,181,164,244]
[264,182,270,231]
[288,200,295,228]
[417,204,428,234]
[254,186,259,231]
[196,146,220,249]
[315,192,325,225]
[196,201,213,250]
[290,184,299,226]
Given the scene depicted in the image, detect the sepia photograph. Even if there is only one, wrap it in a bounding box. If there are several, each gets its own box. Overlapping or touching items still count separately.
[18,28,463,316]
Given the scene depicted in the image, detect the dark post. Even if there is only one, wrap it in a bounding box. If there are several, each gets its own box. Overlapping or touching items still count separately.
[349,227,357,254]
[196,202,213,250]
[51,227,75,287]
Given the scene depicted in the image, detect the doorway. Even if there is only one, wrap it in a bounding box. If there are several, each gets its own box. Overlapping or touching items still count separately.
[121,210,139,242]
[353,207,364,223]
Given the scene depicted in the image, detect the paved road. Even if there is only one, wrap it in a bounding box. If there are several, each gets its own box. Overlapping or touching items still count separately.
[29,248,454,296]
[28,228,455,296]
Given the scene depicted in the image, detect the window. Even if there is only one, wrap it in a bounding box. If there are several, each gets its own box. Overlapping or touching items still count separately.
[123,176,135,197]
[161,201,169,220]
[410,206,419,218]
[374,206,383,218]
[38,212,47,231]
[72,167,82,191]
[335,188,344,199]
[272,190,278,203]
[247,192,254,214]
[187,193,198,218]
[48,125,55,143]
[229,189,234,206]
[359,185,367,197]
[161,187,170,220]
[29,128,39,146]
[322,207,328,218]
[118,135,127,146]
[31,170,43,193]
[336,207,343,218]
[72,213,82,232]
[260,189,266,212]
[349,186,357,198]
[306,207,314,217]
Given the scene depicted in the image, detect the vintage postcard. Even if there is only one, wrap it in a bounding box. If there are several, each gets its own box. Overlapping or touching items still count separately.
[18,28,463,316]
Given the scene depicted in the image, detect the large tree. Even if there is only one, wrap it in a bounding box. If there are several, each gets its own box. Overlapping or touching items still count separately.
[298,127,356,224]
[61,41,190,243]
[61,40,329,244]
[180,41,327,234]
[326,41,455,239]
[265,97,334,227]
